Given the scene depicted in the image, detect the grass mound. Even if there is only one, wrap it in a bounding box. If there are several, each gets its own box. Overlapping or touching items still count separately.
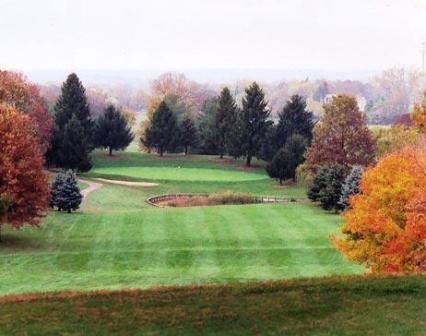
[1,275,425,335]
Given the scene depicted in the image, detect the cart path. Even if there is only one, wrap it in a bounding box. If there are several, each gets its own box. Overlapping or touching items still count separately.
[78,179,103,203]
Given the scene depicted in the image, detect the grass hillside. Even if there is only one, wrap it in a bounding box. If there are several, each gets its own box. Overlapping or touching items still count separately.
[1,276,425,335]
[0,150,363,295]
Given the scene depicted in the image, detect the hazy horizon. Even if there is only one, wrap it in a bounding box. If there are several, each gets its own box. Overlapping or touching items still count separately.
[1,0,425,85]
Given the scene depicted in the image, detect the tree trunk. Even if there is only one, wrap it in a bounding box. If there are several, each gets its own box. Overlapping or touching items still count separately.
[109,147,112,156]
[185,146,188,156]
[279,177,283,185]
[220,152,223,159]
[159,147,163,157]
[0,225,2,242]
[67,209,71,213]
[246,154,252,167]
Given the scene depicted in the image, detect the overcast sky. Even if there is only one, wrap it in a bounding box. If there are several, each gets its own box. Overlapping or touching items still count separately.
[1,0,425,75]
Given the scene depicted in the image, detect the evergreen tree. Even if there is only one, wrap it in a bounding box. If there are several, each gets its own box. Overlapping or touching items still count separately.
[54,73,93,139]
[144,101,178,156]
[59,116,92,172]
[49,73,94,168]
[266,134,308,184]
[240,82,272,167]
[178,114,197,155]
[197,97,219,154]
[50,170,83,213]
[275,95,314,150]
[338,166,364,210]
[212,87,238,158]
[308,165,346,212]
[95,105,134,156]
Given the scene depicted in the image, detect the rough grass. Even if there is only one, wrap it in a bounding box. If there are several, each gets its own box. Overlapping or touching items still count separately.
[1,275,425,335]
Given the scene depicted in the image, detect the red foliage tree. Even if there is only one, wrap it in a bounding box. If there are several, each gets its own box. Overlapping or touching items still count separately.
[0,104,50,239]
[305,94,376,167]
[0,71,53,154]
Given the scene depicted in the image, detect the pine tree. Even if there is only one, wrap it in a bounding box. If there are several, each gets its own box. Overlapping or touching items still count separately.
[144,101,178,156]
[308,165,346,212]
[51,170,83,213]
[212,87,238,158]
[95,105,134,156]
[197,97,219,154]
[178,114,197,155]
[240,82,272,167]
[50,73,94,168]
[59,116,92,172]
[54,73,93,137]
[275,95,314,149]
[266,134,308,184]
[338,166,364,210]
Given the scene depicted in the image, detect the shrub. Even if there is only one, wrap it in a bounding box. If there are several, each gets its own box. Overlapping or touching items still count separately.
[51,170,82,213]
[338,166,364,210]
[308,165,346,212]
[208,191,257,205]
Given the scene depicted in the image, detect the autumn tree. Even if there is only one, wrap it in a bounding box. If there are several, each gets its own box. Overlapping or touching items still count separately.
[178,114,197,155]
[144,101,178,156]
[332,147,426,273]
[305,95,376,167]
[151,72,215,117]
[373,125,419,157]
[240,82,272,167]
[0,104,50,240]
[0,70,53,154]
[412,91,426,133]
[95,105,134,156]
[266,134,307,184]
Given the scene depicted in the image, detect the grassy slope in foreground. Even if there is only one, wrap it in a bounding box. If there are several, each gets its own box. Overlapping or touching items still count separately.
[1,275,425,335]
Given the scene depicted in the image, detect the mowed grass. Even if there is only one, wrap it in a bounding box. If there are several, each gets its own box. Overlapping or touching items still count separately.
[1,276,425,335]
[91,166,267,182]
[0,150,362,296]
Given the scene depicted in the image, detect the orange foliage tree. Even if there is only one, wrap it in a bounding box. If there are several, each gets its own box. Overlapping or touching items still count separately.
[332,146,426,273]
[0,70,53,154]
[0,104,50,239]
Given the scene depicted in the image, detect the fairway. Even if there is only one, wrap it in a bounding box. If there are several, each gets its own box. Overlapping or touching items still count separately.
[91,166,267,182]
[0,152,363,296]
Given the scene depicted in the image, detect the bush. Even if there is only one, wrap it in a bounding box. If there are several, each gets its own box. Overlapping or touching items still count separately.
[50,170,83,213]
[208,191,257,205]
[295,163,315,186]
[308,165,346,212]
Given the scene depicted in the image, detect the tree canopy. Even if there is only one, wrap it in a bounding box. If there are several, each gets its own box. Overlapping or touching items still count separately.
[306,95,375,167]
[0,104,50,237]
[95,105,134,155]
[240,82,272,166]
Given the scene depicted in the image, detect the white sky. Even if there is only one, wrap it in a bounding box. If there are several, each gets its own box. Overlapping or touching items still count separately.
[0,0,425,73]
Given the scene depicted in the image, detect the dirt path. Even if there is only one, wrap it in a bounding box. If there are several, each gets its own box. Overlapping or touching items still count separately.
[78,179,103,203]
[95,178,159,187]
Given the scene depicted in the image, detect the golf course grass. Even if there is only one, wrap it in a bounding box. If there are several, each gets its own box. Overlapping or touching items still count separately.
[1,276,425,335]
[91,166,267,182]
[0,151,363,296]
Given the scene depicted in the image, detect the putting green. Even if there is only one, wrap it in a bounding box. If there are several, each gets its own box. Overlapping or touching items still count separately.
[91,166,268,182]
